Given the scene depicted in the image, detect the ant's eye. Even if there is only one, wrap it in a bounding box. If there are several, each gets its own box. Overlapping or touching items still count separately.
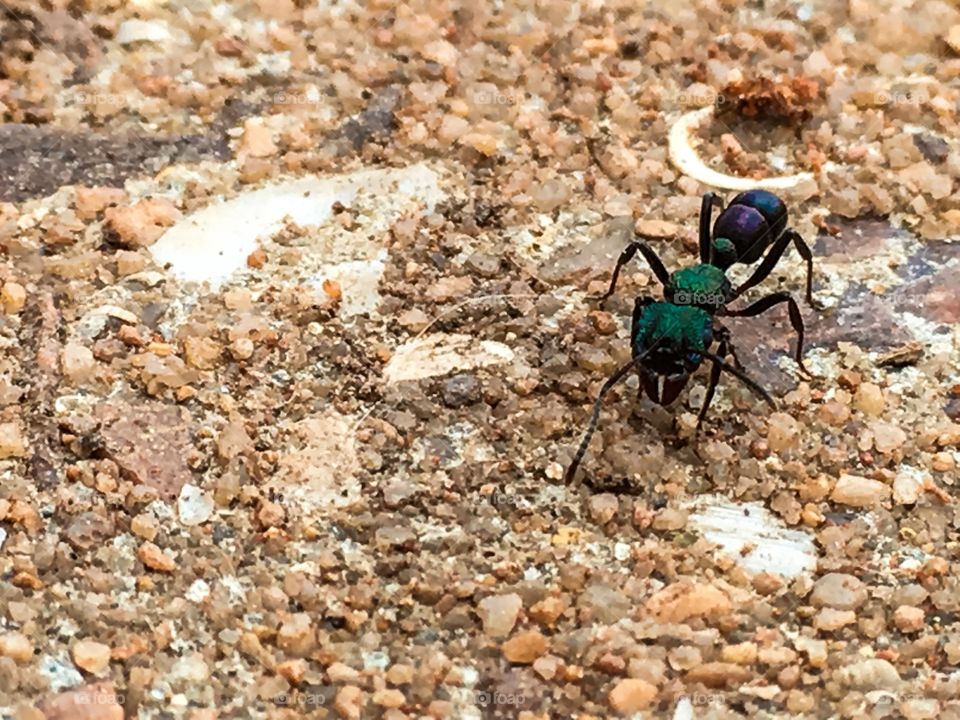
[701,327,713,347]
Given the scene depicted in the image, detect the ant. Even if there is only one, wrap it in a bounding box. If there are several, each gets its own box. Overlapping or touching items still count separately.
[565,189,822,483]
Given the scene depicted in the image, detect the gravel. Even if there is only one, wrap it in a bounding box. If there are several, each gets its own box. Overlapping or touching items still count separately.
[1,1,960,718]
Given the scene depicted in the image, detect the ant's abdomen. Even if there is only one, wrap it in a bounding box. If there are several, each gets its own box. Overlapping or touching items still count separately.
[713,205,770,264]
[713,189,789,265]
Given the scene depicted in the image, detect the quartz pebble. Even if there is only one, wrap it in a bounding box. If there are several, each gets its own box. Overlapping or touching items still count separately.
[137,542,176,573]
[72,640,111,674]
[767,412,799,452]
[854,383,885,415]
[810,573,868,610]
[893,605,925,633]
[608,678,657,714]
[105,198,181,248]
[0,632,34,664]
[335,686,364,720]
[0,422,28,459]
[1,281,26,314]
[476,593,523,637]
[830,473,890,507]
[839,659,902,691]
[644,582,731,623]
[177,484,214,526]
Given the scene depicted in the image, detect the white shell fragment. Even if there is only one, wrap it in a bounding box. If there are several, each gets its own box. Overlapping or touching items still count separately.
[668,106,826,191]
[383,333,515,384]
[150,164,443,288]
[177,484,214,526]
[685,495,817,577]
[116,19,173,45]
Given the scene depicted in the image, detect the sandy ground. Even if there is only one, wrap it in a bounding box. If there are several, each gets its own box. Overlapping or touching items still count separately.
[1,0,960,718]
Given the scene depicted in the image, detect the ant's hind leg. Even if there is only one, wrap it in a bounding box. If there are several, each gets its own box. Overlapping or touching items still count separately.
[600,239,671,303]
[727,292,812,377]
[731,229,792,300]
[785,229,825,310]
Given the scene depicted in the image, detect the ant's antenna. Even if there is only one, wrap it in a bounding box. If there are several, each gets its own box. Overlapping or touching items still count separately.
[564,347,655,484]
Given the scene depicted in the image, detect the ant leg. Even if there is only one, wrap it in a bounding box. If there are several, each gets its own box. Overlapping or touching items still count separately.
[784,229,825,310]
[702,350,777,409]
[699,192,724,263]
[727,292,811,377]
[696,339,727,431]
[733,228,822,311]
[714,324,743,370]
[731,228,792,300]
[600,239,671,303]
[564,351,653,484]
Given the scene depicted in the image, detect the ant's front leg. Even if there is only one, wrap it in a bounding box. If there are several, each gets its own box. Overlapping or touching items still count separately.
[713,324,744,371]
[600,238,671,303]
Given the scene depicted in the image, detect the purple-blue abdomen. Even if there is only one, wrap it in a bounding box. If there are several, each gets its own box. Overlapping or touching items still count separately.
[712,205,770,264]
[732,189,788,238]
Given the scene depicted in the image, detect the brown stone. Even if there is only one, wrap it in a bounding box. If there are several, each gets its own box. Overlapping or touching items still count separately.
[74,186,127,220]
[685,662,753,688]
[810,573,868,611]
[501,630,547,664]
[96,399,195,500]
[73,640,111,674]
[0,632,34,664]
[104,197,181,248]
[644,582,731,623]
[335,686,364,720]
[277,613,315,657]
[137,542,176,573]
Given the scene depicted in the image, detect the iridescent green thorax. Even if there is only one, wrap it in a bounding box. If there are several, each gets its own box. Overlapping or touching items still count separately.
[634,302,712,355]
[664,264,731,313]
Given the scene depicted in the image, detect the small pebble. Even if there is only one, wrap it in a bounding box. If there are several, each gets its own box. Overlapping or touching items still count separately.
[476,594,522,638]
[854,383,885,416]
[1,282,26,314]
[137,542,176,573]
[0,632,34,664]
[893,605,925,633]
[608,678,657,714]
[72,640,111,674]
[830,473,890,507]
[501,630,547,664]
